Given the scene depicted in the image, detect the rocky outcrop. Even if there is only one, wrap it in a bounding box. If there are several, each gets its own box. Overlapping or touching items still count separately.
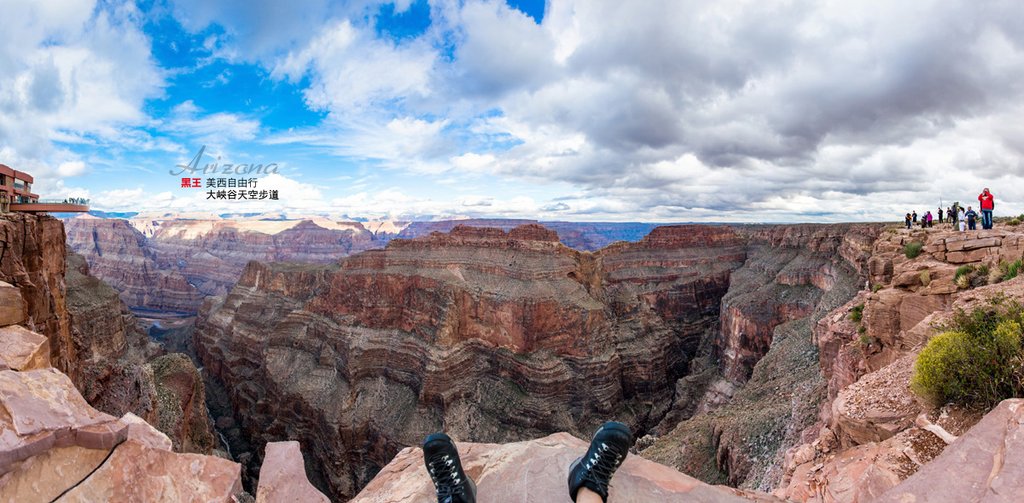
[0,213,74,377]
[195,223,754,499]
[775,226,1024,502]
[64,216,204,313]
[0,367,242,502]
[64,252,215,455]
[0,269,241,501]
[874,399,1024,502]
[0,324,50,371]
[350,433,776,502]
[639,224,884,492]
[193,222,895,499]
[256,441,330,503]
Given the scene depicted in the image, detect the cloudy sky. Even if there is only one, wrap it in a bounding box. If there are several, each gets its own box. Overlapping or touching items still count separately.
[1,0,1023,222]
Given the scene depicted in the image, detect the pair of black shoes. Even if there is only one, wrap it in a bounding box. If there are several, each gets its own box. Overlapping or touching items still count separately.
[422,422,632,503]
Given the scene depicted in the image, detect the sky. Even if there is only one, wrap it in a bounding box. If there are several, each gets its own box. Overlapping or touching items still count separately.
[1,0,1023,223]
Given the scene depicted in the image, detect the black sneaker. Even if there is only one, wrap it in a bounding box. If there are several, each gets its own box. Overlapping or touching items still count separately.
[567,421,631,502]
[423,433,477,503]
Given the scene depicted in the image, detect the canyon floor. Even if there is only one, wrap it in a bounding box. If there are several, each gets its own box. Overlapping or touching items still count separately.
[4,212,1024,501]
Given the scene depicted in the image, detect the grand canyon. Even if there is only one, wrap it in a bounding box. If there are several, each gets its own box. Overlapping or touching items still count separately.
[3,211,1023,501]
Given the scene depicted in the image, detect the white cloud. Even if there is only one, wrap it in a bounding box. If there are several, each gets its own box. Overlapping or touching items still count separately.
[0,0,164,182]
[161,100,261,146]
[57,160,87,177]
[273,20,436,115]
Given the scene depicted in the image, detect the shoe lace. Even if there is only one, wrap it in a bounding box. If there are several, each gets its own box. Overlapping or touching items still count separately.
[583,442,623,493]
[427,453,465,498]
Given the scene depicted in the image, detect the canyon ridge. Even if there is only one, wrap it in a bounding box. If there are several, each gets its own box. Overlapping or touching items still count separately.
[4,212,1024,502]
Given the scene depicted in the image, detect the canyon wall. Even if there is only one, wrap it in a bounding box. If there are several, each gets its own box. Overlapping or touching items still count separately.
[1,213,75,376]
[193,222,884,500]
[65,216,665,316]
[2,213,215,455]
[65,216,382,313]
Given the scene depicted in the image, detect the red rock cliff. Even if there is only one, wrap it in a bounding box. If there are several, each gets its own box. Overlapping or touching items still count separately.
[194,223,749,499]
[0,213,74,376]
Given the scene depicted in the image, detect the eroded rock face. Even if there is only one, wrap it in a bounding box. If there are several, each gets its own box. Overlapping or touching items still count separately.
[195,224,752,499]
[875,399,1024,503]
[65,216,205,313]
[194,223,894,499]
[350,432,774,503]
[64,252,215,454]
[65,216,382,314]
[0,213,74,377]
[0,281,26,326]
[776,227,1024,501]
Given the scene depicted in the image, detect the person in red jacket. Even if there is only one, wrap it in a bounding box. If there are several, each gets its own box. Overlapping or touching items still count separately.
[978,188,995,229]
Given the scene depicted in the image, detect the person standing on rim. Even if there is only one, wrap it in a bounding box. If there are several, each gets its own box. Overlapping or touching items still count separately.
[978,188,995,229]
[912,211,918,224]
[938,206,944,224]
[905,213,912,229]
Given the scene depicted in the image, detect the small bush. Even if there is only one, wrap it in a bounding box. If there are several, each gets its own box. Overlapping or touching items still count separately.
[872,283,884,293]
[1004,259,1023,281]
[904,241,924,259]
[849,304,864,323]
[954,265,975,282]
[858,333,874,346]
[912,321,1023,407]
[989,266,1005,285]
[955,274,971,290]
[857,324,867,334]
[1009,219,1022,226]
[919,270,931,286]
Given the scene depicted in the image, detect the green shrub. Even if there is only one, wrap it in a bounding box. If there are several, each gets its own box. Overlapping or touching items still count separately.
[904,241,924,259]
[849,304,864,323]
[872,283,884,293]
[1009,219,1021,226]
[857,324,867,334]
[912,321,1023,407]
[914,300,1024,407]
[1004,259,1022,281]
[954,265,974,281]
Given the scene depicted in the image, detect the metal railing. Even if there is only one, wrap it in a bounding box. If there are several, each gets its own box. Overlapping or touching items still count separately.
[34,198,90,205]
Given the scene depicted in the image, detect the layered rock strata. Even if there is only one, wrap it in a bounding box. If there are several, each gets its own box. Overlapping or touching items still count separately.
[0,213,74,376]
[195,223,888,500]
[640,224,884,490]
[195,224,752,498]
[64,216,203,313]
[775,226,1024,502]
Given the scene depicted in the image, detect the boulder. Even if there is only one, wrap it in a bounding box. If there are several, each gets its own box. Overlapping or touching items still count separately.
[0,281,26,326]
[0,368,126,475]
[56,439,242,502]
[256,441,330,503]
[0,325,50,371]
[832,356,920,447]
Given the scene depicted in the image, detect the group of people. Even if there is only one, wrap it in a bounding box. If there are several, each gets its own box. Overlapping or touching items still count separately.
[904,188,996,232]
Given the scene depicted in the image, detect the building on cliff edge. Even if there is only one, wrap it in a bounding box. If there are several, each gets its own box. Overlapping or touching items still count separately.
[0,164,89,213]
